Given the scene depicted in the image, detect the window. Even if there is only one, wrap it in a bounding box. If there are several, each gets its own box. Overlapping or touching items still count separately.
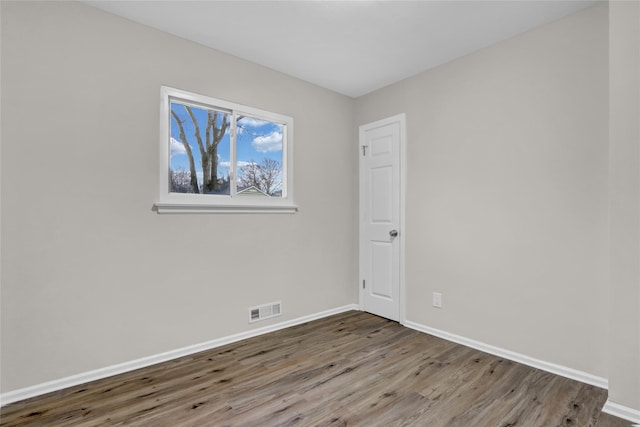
[155,86,296,213]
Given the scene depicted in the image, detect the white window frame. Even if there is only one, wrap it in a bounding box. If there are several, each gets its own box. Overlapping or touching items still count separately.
[155,86,296,214]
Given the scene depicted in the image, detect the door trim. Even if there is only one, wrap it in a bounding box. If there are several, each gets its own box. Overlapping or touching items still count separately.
[358,113,407,324]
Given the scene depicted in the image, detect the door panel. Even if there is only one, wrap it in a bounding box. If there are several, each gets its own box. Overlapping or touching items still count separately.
[371,241,393,299]
[370,166,393,222]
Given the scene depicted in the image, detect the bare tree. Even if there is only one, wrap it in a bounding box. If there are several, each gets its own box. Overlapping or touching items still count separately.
[239,158,282,196]
[171,105,230,194]
[170,168,193,193]
[171,110,199,193]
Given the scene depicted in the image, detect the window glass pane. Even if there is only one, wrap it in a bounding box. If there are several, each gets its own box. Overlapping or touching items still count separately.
[169,101,231,195]
[235,115,284,197]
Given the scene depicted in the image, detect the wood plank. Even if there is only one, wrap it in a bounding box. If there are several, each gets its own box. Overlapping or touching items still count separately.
[597,412,635,427]
[0,311,628,427]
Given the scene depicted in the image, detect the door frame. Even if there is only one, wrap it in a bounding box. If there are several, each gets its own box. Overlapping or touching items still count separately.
[358,113,407,324]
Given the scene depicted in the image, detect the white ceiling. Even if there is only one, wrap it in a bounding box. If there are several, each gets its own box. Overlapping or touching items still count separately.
[84,1,600,98]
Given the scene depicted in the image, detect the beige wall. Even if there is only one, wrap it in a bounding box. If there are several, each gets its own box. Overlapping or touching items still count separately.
[608,0,640,411]
[356,4,609,378]
[0,1,358,392]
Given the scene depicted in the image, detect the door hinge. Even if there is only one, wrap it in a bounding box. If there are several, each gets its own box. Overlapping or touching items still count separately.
[362,279,366,289]
[361,145,367,156]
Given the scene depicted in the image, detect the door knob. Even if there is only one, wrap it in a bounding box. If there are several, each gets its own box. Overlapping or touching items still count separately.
[389,229,398,238]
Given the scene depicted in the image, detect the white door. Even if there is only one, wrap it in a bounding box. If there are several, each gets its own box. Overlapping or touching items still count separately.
[359,114,404,322]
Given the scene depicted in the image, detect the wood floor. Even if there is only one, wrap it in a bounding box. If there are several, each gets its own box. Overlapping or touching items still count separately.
[0,311,632,427]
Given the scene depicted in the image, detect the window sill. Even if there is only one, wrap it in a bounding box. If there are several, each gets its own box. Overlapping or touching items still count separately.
[154,202,298,214]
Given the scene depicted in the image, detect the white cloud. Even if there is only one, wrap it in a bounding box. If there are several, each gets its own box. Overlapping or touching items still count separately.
[252,131,282,153]
[237,117,269,128]
[170,137,186,157]
[237,160,254,168]
[219,160,254,170]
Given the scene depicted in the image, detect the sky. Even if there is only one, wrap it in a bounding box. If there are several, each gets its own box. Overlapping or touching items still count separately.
[169,101,283,185]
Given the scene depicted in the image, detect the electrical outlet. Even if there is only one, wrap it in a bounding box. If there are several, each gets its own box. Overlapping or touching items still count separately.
[433,292,443,308]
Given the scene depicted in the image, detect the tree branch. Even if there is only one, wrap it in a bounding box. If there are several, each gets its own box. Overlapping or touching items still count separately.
[185,106,206,158]
[170,110,199,193]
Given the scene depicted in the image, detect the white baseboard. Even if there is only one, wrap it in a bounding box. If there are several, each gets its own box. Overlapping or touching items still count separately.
[0,304,360,407]
[403,320,608,390]
[603,400,640,425]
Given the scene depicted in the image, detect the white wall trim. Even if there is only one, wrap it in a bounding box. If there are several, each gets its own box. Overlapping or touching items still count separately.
[404,320,608,390]
[602,400,640,425]
[0,304,359,407]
